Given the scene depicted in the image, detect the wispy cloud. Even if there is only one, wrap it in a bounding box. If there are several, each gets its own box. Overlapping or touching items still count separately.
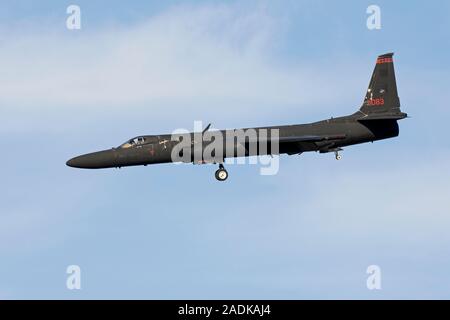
[0,4,365,118]
[1,2,449,299]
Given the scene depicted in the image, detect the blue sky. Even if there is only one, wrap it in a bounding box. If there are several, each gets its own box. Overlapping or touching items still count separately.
[1,0,450,299]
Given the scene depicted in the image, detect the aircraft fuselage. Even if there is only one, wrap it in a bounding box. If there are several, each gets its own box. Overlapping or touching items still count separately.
[66,114,401,170]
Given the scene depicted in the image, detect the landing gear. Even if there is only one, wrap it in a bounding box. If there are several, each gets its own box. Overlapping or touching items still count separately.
[215,164,228,181]
[335,151,342,160]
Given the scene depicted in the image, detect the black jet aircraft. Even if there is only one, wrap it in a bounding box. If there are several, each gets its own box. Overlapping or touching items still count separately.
[67,53,407,181]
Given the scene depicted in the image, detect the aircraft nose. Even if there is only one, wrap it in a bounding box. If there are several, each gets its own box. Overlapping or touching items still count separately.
[66,157,79,168]
[66,149,116,169]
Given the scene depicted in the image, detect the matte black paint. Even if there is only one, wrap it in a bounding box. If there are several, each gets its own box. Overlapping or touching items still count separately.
[67,53,407,171]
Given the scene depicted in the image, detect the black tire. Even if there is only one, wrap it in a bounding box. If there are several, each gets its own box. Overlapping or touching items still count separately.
[215,169,228,181]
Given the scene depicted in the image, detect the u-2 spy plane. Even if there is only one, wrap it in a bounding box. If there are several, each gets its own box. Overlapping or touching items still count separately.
[67,53,407,181]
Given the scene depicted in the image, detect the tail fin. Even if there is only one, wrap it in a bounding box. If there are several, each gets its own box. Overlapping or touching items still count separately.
[358,53,406,120]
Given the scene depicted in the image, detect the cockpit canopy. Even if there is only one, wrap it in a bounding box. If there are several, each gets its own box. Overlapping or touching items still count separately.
[119,136,147,149]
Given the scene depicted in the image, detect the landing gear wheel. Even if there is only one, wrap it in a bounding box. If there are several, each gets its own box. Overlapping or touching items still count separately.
[335,152,342,160]
[215,164,228,181]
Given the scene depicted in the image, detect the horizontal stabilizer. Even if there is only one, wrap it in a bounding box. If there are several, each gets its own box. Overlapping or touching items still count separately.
[357,112,407,121]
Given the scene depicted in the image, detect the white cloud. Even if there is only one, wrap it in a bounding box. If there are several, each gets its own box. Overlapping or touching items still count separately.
[0,4,364,119]
[203,151,450,252]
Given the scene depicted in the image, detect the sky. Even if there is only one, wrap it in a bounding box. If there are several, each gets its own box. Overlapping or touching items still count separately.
[0,0,450,299]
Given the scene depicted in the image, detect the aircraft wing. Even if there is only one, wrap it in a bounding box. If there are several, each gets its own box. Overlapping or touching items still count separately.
[234,134,346,156]
[277,134,346,143]
[192,133,346,147]
[244,134,347,144]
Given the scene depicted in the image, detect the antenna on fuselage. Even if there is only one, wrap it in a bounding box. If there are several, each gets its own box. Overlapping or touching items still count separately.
[202,123,211,134]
